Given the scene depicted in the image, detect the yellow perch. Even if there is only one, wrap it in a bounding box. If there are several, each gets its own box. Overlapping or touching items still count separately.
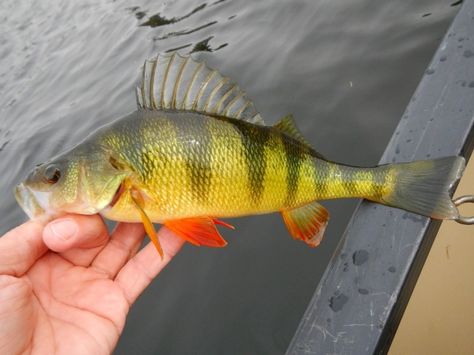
[15,53,465,258]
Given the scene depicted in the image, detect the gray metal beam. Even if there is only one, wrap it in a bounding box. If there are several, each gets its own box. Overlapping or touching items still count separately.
[287,0,474,353]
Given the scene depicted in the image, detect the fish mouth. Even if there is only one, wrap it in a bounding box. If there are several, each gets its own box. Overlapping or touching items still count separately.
[15,183,46,220]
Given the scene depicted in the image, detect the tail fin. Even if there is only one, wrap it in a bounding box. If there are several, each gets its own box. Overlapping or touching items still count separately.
[380,156,465,219]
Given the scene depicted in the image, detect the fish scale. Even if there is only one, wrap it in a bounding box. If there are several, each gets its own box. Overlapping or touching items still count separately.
[98,111,389,220]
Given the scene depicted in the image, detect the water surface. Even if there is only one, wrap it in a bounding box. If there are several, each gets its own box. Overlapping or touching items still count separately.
[0,0,459,353]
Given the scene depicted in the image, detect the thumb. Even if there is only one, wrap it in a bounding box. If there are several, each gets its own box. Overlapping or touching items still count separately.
[43,214,109,253]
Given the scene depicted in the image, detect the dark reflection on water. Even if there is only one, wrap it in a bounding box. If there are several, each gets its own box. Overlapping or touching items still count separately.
[191,35,228,53]
[154,21,218,40]
[0,0,458,353]
[139,3,207,28]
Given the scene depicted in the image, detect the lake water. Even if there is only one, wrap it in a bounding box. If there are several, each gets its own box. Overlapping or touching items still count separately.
[0,0,459,353]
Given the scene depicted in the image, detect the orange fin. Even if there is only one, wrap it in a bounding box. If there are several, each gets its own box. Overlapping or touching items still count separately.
[164,217,228,247]
[281,201,330,248]
[130,189,164,259]
[213,219,235,230]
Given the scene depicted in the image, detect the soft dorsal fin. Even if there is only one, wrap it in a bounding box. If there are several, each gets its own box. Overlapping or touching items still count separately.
[136,52,264,125]
[274,114,311,146]
[274,114,326,160]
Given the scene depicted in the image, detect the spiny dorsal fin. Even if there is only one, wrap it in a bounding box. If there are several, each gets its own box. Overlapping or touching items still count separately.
[274,114,326,160]
[136,53,265,125]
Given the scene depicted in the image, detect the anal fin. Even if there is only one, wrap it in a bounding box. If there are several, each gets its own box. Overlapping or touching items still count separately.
[281,201,330,248]
[164,217,228,247]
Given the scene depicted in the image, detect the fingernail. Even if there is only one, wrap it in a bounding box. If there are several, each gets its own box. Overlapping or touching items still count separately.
[50,219,78,241]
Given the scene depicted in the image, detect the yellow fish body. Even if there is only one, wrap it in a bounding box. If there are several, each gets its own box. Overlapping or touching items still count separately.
[15,53,465,257]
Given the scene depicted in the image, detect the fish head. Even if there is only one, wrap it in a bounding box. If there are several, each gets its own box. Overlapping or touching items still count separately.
[15,145,127,221]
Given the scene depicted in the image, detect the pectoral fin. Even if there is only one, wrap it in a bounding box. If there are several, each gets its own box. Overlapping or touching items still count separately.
[164,217,228,247]
[281,201,330,247]
[130,188,164,259]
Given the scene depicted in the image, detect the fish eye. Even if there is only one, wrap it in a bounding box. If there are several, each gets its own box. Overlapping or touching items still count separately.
[43,165,61,184]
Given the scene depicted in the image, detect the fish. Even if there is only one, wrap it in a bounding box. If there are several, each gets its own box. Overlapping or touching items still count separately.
[15,53,465,258]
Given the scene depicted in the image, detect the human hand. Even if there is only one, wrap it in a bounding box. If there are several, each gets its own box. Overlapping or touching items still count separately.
[0,215,184,355]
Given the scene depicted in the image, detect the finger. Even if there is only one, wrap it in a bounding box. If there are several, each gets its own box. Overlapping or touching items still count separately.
[91,222,145,278]
[43,214,110,266]
[0,221,47,277]
[115,227,184,304]
[0,275,35,355]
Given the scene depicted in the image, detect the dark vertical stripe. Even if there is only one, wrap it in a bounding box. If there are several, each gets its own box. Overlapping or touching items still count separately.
[121,116,161,183]
[281,134,303,206]
[341,167,359,197]
[372,167,387,200]
[227,118,270,205]
[314,160,331,200]
[172,116,213,205]
[340,167,385,199]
